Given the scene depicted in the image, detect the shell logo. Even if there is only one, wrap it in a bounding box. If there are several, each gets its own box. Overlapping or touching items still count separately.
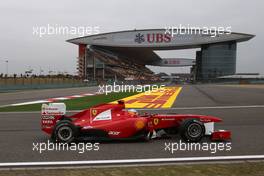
[135,120,145,130]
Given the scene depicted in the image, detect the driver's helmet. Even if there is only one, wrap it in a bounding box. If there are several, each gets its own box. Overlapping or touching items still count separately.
[127,109,138,116]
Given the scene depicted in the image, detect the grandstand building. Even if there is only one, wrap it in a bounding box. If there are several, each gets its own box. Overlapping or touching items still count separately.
[67,29,254,81]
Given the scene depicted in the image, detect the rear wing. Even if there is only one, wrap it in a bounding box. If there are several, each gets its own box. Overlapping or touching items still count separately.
[41,103,66,116]
[41,103,66,135]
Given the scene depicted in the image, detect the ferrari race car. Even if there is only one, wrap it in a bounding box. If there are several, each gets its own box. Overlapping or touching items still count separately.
[41,100,231,143]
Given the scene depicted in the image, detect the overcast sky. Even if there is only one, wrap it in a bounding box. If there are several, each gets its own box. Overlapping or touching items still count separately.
[0,0,262,75]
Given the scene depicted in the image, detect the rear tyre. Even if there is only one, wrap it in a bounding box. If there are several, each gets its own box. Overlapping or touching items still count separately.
[53,120,78,143]
[180,119,205,142]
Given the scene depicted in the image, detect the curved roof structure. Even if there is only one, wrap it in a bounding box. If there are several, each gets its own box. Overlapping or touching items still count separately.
[67,29,254,64]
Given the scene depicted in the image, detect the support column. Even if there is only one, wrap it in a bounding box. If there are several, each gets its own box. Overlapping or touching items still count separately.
[78,44,87,78]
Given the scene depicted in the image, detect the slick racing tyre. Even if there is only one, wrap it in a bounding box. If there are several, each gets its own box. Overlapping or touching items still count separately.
[53,120,78,143]
[180,119,205,142]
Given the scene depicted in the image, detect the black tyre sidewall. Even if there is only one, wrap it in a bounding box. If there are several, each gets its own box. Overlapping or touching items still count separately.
[53,120,78,143]
[180,119,205,142]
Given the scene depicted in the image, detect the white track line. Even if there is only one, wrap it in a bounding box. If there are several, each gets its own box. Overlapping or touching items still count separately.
[11,100,50,106]
[70,95,84,98]
[0,155,264,167]
[2,93,96,107]
[51,97,69,100]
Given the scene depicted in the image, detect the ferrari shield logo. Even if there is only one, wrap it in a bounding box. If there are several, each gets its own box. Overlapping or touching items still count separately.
[153,118,159,125]
[92,109,97,116]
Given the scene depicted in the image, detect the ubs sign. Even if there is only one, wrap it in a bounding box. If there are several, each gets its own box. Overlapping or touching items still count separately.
[134,33,171,44]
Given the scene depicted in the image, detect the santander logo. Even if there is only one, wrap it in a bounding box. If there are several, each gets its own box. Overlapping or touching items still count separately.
[134,33,171,44]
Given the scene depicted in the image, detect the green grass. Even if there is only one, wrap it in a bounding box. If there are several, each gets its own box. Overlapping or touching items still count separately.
[0,91,139,112]
[0,162,263,176]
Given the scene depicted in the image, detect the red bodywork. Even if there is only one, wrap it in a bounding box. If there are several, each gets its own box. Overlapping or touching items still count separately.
[41,101,231,141]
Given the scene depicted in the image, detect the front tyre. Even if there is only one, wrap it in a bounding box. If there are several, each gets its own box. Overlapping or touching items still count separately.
[53,120,78,143]
[180,119,205,142]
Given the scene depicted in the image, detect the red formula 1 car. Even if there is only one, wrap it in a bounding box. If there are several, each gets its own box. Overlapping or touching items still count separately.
[41,100,231,143]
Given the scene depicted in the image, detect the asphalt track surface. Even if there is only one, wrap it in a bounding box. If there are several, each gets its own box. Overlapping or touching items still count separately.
[0,85,264,163]
[0,86,98,106]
